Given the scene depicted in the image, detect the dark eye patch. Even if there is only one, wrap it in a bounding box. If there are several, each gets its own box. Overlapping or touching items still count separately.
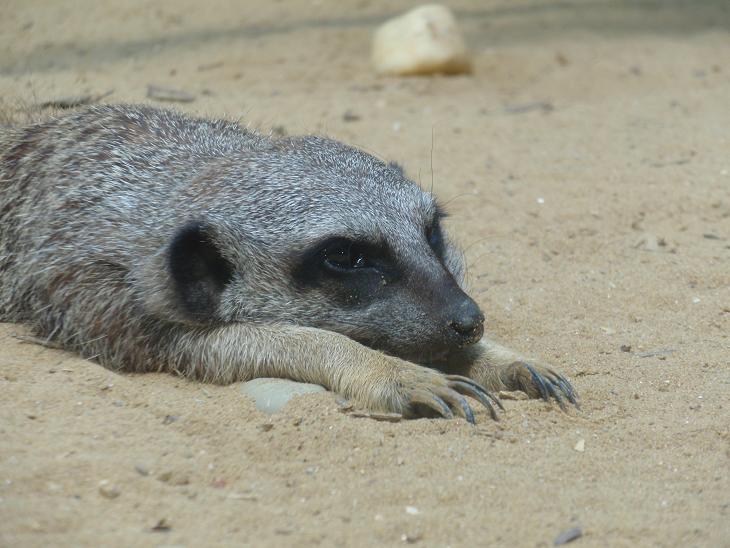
[426,207,448,259]
[291,235,394,291]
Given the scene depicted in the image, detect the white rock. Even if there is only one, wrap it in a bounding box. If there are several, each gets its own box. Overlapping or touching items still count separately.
[240,378,326,414]
[574,439,585,452]
[371,5,471,76]
[98,479,121,499]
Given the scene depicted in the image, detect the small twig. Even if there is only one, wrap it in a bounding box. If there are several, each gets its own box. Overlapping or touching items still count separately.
[38,89,114,109]
[504,101,554,114]
[349,411,402,423]
[11,332,64,350]
[637,348,675,358]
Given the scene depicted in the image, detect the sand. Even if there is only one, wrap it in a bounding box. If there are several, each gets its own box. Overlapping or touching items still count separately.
[1,1,729,546]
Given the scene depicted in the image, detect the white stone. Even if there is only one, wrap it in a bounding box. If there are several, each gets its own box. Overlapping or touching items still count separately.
[240,378,326,414]
[371,5,471,76]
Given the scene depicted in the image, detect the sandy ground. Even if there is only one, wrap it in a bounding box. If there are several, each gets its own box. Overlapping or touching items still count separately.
[1,1,729,546]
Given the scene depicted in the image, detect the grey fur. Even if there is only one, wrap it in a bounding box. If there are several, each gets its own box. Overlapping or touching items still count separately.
[0,105,576,420]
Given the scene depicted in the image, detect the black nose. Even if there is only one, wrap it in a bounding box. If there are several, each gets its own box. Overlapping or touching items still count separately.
[449,300,485,343]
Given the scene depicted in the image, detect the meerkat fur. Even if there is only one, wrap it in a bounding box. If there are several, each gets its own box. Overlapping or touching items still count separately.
[0,105,576,421]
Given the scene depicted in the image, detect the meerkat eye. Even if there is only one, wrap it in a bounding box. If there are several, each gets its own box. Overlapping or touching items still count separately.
[426,221,444,256]
[323,240,370,271]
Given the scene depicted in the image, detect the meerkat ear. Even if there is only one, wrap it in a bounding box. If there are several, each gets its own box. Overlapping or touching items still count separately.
[387,161,405,175]
[168,222,234,321]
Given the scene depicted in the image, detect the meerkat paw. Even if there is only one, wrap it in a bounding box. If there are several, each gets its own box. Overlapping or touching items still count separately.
[395,366,503,423]
[500,361,579,410]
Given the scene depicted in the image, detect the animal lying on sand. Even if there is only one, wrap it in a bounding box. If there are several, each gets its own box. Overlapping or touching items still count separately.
[0,105,577,422]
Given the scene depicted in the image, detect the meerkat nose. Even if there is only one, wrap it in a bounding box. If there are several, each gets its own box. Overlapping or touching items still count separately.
[449,300,485,342]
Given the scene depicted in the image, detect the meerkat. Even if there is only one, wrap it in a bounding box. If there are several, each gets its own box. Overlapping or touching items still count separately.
[0,105,577,422]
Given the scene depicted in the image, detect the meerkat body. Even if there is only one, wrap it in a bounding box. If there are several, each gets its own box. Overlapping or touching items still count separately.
[0,105,575,421]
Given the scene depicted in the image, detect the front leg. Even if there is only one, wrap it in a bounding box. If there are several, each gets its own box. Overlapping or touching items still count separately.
[162,322,501,422]
[445,339,579,409]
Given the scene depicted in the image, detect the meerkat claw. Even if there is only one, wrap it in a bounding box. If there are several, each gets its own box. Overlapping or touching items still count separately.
[409,389,455,420]
[431,386,476,424]
[555,374,579,407]
[446,375,505,411]
[523,363,578,411]
[459,398,476,424]
[545,371,578,408]
[448,379,501,420]
[524,363,551,401]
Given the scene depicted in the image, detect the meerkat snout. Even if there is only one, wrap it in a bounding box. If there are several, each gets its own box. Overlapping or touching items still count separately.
[418,273,485,350]
[447,298,485,344]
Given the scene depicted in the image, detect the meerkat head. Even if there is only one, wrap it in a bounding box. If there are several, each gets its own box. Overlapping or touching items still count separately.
[162,135,484,363]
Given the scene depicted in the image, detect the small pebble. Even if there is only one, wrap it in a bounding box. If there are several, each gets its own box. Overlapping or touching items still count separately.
[634,233,665,252]
[336,398,354,412]
[151,518,171,532]
[157,471,190,486]
[554,526,582,545]
[342,110,361,122]
[98,480,121,499]
[405,506,420,515]
[240,378,326,414]
[574,439,585,452]
[402,531,424,543]
[371,5,471,76]
[134,463,150,476]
